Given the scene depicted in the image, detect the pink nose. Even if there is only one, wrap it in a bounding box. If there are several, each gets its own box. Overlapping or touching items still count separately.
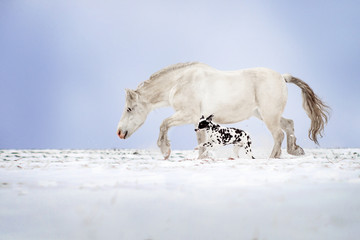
[117,130,127,139]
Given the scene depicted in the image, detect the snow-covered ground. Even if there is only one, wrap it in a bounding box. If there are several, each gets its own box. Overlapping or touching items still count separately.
[1,148,360,240]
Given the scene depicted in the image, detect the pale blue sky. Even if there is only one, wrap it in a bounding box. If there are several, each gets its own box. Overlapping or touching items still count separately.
[1,0,359,150]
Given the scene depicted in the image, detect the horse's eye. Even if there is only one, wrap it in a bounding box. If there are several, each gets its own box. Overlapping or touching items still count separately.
[127,107,132,112]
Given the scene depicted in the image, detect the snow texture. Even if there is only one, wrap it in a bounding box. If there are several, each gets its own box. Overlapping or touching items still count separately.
[1,148,360,240]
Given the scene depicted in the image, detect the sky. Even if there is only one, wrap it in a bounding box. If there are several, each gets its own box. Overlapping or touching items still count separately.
[1,0,359,151]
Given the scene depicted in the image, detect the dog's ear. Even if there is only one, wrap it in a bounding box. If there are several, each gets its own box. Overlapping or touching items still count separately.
[200,115,205,120]
[206,114,214,121]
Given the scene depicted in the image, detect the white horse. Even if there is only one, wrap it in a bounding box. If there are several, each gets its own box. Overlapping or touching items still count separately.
[117,62,330,159]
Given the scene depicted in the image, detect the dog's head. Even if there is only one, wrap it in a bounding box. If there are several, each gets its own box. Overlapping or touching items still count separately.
[194,114,214,132]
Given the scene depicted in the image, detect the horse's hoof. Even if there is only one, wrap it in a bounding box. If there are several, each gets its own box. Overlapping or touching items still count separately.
[288,146,305,156]
[197,154,207,159]
[163,149,171,160]
[270,149,282,159]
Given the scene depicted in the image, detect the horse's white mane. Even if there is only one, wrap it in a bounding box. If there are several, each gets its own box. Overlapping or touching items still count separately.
[137,62,200,90]
[149,62,199,80]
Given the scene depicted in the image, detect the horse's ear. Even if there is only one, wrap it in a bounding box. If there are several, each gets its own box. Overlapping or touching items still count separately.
[206,114,214,121]
[126,89,138,101]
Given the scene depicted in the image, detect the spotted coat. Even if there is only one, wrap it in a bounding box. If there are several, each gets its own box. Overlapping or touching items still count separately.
[195,115,255,159]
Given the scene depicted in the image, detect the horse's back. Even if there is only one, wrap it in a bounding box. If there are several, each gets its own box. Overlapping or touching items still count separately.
[182,65,285,86]
[170,65,287,123]
[195,66,287,102]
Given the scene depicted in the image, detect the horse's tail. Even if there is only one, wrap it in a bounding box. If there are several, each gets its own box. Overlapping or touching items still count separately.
[283,74,331,145]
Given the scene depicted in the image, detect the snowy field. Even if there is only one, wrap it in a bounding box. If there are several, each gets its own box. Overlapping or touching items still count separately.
[1,148,360,240]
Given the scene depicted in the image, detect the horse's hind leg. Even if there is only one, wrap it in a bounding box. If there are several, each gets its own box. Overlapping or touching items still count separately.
[268,125,284,158]
[261,115,284,158]
[254,109,284,158]
[280,117,305,155]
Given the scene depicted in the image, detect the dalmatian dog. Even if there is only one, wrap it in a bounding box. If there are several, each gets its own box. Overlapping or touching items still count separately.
[195,114,255,159]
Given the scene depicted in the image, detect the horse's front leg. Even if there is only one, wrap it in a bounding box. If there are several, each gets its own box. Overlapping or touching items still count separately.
[157,127,171,159]
[157,112,193,159]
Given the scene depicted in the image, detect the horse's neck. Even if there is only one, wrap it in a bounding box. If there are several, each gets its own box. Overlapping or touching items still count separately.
[137,82,172,110]
[137,65,197,109]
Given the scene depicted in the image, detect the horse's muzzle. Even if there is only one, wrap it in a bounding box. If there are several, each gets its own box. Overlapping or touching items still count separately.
[117,130,128,139]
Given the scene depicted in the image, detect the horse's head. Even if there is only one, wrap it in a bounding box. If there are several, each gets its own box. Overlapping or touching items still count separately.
[117,89,151,139]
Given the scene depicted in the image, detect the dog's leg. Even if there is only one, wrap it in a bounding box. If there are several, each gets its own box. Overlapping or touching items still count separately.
[243,134,255,159]
[233,144,241,158]
[198,142,213,159]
